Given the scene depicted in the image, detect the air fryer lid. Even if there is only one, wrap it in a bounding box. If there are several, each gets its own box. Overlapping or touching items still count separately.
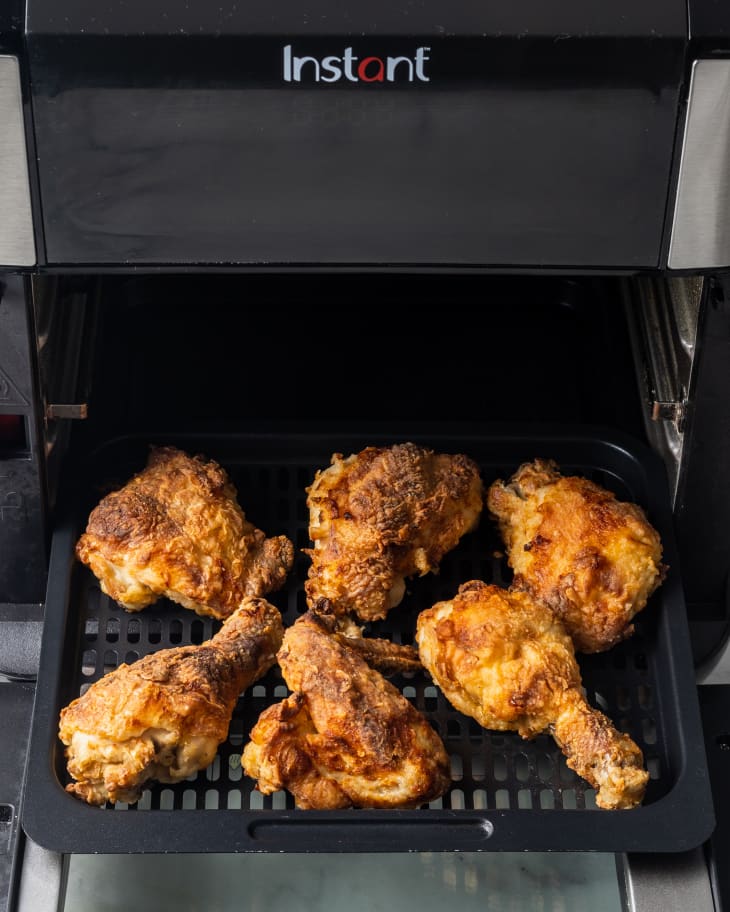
[26,0,685,267]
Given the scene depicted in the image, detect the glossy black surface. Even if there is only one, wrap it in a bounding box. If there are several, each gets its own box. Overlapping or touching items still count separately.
[676,277,730,611]
[0,3,22,36]
[26,8,686,267]
[26,0,685,37]
[0,683,34,912]
[0,0,23,53]
[0,276,48,604]
[689,0,730,40]
[700,685,730,912]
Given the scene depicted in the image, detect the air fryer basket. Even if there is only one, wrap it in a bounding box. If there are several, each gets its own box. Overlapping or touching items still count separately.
[22,427,714,853]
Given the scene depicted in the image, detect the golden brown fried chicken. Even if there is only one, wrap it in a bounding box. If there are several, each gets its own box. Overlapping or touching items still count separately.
[315,601,423,676]
[487,458,665,653]
[416,581,648,810]
[76,446,294,619]
[305,442,484,622]
[333,630,422,677]
[59,597,284,806]
[242,610,451,809]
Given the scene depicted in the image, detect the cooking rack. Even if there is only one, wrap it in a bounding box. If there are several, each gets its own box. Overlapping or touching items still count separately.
[22,427,715,853]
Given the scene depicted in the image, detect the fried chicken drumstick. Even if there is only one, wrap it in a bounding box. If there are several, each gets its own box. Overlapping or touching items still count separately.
[76,446,294,620]
[487,458,665,653]
[416,581,649,810]
[317,602,423,676]
[305,442,484,623]
[60,597,284,806]
[242,610,451,809]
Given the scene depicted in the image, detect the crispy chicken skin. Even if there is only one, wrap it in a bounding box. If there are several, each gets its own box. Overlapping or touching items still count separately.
[242,611,451,809]
[305,443,484,622]
[316,600,423,676]
[487,459,665,653]
[59,597,284,806]
[333,630,422,677]
[76,446,294,619]
[416,582,648,810]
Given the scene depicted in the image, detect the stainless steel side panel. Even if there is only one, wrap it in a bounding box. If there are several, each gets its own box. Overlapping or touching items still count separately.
[669,59,730,270]
[0,56,35,268]
[618,851,715,912]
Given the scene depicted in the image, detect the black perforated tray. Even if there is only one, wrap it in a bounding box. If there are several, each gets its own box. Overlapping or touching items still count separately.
[22,427,715,853]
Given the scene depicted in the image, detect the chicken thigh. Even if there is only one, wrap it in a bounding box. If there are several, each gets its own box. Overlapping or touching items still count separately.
[416,581,648,809]
[60,597,284,805]
[487,458,665,652]
[76,446,294,619]
[242,610,451,809]
[305,442,483,622]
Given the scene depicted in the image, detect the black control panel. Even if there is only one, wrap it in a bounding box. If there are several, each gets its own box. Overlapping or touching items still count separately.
[25,0,687,268]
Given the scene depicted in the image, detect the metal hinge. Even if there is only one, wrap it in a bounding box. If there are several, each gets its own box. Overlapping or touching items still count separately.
[45,403,88,420]
[651,399,686,428]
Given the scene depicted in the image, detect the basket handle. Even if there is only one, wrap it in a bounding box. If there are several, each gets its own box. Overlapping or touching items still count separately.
[247,815,495,851]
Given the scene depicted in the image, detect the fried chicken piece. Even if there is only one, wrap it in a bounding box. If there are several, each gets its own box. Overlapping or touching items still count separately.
[242,611,451,809]
[305,442,484,622]
[334,631,422,677]
[487,458,665,653]
[416,581,648,810]
[315,601,423,676]
[59,597,284,806]
[76,446,294,619]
